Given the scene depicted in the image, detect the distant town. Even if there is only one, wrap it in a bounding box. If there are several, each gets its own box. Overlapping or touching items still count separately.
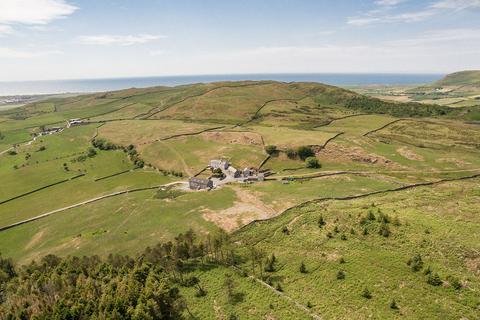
[0,95,39,106]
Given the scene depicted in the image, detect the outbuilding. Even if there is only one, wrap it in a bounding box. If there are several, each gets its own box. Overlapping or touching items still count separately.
[189,177,214,190]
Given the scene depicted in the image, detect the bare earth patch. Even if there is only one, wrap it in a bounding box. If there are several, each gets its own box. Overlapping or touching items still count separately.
[397,147,424,161]
[202,187,276,232]
[24,230,45,250]
[436,158,469,167]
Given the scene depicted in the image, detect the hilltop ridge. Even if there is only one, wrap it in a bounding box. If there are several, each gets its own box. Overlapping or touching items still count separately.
[434,70,480,86]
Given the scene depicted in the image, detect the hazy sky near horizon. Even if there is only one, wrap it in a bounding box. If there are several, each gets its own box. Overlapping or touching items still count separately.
[1,0,480,81]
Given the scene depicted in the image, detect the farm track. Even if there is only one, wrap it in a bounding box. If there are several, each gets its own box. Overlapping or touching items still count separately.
[158,140,193,176]
[235,172,480,245]
[0,181,185,232]
[0,146,14,155]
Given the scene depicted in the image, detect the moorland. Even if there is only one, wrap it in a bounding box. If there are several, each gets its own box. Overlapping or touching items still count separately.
[0,72,479,319]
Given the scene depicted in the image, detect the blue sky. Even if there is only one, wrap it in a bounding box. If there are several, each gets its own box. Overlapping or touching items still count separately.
[1,0,479,81]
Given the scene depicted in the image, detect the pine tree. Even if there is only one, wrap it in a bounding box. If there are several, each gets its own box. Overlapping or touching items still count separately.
[427,273,442,286]
[390,299,399,310]
[300,261,307,273]
[318,215,326,228]
[407,254,423,272]
[361,288,372,299]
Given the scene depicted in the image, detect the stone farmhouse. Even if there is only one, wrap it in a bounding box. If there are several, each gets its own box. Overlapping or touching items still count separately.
[210,159,229,170]
[227,166,241,178]
[188,177,213,190]
[67,119,84,128]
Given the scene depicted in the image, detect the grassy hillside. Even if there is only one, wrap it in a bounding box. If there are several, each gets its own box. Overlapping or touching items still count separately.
[434,70,480,86]
[351,71,480,116]
[230,177,480,319]
[1,80,480,319]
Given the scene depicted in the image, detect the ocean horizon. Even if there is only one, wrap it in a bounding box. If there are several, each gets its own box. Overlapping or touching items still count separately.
[0,73,443,96]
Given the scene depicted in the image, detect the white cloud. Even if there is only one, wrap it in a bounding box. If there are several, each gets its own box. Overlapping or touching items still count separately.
[78,34,166,46]
[348,0,479,26]
[0,0,77,25]
[150,50,166,56]
[185,40,480,74]
[375,0,404,6]
[0,25,14,36]
[431,0,480,10]
[389,28,480,45]
[0,47,63,58]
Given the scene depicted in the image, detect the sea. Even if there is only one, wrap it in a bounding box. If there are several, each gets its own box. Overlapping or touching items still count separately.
[0,73,443,96]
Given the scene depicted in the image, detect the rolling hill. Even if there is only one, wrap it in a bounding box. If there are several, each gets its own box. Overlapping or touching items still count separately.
[433,70,480,86]
[0,80,479,319]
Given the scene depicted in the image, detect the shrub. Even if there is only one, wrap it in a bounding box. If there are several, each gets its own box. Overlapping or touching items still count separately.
[282,226,290,235]
[377,213,390,224]
[38,146,46,152]
[212,168,223,178]
[326,232,333,239]
[378,223,391,237]
[367,210,376,221]
[195,287,207,297]
[76,155,87,162]
[423,266,431,275]
[7,150,16,156]
[336,270,345,280]
[361,288,372,299]
[275,283,283,292]
[264,254,276,272]
[426,273,442,286]
[447,276,462,290]
[407,254,423,272]
[390,299,399,310]
[297,146,315,160]
[286,148,297,159]
[87,147,97,158]
[134,159,145,168]
[92,138,117,150]
[305,156,320,168]
[340,234,347,241]
[265,145,277,155]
